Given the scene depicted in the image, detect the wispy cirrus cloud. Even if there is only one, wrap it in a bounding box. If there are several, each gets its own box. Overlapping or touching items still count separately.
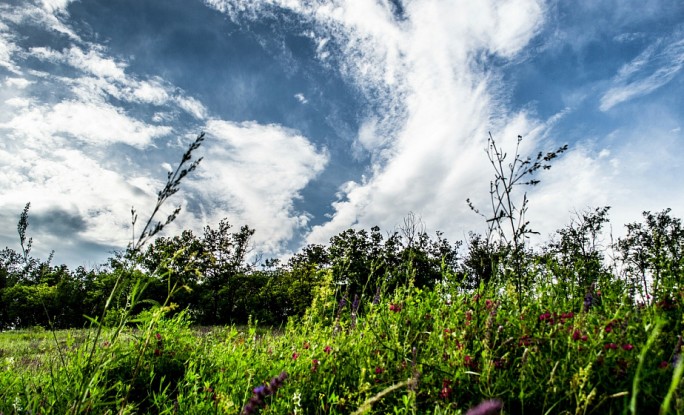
[600,30,684,111]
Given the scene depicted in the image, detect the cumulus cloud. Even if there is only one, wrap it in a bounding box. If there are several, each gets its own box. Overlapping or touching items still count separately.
[195,120,328,255]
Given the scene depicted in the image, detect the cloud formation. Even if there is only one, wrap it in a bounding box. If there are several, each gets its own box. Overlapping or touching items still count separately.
[601,31,684,111]
[0,0,330,265]
[1,0,682,268]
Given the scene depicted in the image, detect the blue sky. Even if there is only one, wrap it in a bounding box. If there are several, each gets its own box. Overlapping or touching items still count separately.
[1,0,683,268]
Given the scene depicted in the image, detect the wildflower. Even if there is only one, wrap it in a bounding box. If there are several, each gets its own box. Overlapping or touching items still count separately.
[604,343,618,350]
[351,294,360,313]
[485,299,493,309]
[539,311,551,322]
[292,352,299,360]
[605,325,612,333]
[303,341,310,349]
[581,335,588,342]
[373,287,381,305]
[243,372,288,415]
[572,330,582,341]
[439,379,452,399]
[311,359,319,372]
[324,345,332,354]
[375,366,384,374]
[518,335,532,347]
[389,303,402,313]
[659,361,669,369]
[154,348,162,356]
[584,292,594,312]
[466,399,503,415]
[622,344,634,351]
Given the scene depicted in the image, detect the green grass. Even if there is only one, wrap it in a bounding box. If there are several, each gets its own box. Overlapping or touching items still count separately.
[0,275,682,415]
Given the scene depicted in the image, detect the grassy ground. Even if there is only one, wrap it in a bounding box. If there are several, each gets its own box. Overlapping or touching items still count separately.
[0,279,682,414]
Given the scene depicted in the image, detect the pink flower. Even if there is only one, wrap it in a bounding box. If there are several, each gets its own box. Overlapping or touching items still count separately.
[604,343,618,350]
[572,329,582,341]
[324,345,332,354]
[466,399,503,415]
[292,352,299,360]
[622,344,634,351]
[375,366,384,374]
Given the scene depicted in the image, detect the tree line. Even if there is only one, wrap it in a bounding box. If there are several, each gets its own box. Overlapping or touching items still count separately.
[1,205,682,330]
[2,132,682,330]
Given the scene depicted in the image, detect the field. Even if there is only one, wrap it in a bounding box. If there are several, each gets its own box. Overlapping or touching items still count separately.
[1,275,682,414]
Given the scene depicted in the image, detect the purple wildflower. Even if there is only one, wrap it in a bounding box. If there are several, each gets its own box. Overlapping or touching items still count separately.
[466,399,503,415]
[373,287,381,305]
[242,371,288,414]
[352,294,360,313]
[583,291,594,312]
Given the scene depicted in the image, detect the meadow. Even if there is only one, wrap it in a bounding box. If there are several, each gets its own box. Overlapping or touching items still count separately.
[0,133,682,414]
[0,271,682,414]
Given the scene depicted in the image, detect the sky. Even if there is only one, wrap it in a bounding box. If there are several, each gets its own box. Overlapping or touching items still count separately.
[0,0,683,269]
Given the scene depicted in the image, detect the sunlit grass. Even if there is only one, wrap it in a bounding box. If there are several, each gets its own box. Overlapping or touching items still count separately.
[1,276,681,414]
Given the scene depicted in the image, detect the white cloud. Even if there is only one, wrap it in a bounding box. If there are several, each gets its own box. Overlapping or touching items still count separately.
[5,77,32,88]
[197,119,328,255]
[0,28,21,73]
[4,97,30,107]
[40,0,76,13]
[529,122,684,241]
[175,96,208,119]
[1,100,172,148]
[0,145,159,257]
[66,47,127,81]
[600,33,684,111]
[294,93,308,104]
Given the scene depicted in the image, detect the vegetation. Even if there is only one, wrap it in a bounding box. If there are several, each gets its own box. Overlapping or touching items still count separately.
[0,132,682,414]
